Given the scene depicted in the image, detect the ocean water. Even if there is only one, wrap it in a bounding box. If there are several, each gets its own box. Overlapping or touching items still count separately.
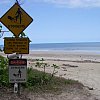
[1,42,100,52]
[29,42,100,52]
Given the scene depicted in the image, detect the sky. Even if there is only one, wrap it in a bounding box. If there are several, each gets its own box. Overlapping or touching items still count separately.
[0,0,100,44]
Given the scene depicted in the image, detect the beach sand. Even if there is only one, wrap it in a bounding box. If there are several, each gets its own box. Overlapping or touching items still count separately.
[0,51,100,100]
[24,50,100,99]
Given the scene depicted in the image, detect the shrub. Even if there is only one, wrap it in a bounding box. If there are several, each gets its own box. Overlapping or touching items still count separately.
[0,55,9,87]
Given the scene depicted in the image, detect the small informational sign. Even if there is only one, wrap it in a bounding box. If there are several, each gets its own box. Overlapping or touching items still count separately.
[0,3,33,37]
[9,59,27,83]
[4,37,29,54]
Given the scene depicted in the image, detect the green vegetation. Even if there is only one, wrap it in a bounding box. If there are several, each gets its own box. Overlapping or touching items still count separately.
[0,55,9,87]
[0,56,82,93]
[25,58,82,92]
[26,68,81,93]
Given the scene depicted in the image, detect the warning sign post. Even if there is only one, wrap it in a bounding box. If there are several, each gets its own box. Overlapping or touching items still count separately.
[9,59,27,83]
[0,3,33,37]
[0,0,33,95]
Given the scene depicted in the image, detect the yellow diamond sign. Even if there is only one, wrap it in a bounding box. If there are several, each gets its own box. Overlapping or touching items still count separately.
[0,3,33,37]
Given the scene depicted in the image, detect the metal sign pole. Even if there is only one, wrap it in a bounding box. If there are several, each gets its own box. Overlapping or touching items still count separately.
[16,0,19,4]
[18,83,21,96]
[17,53,22,96]
[17,54,20,96]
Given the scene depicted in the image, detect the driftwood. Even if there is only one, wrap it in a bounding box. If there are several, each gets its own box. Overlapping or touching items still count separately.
[62,64,78,67]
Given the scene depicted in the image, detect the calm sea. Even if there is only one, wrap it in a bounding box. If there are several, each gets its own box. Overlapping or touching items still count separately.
[29,42,100,52]
[0,42,100,52]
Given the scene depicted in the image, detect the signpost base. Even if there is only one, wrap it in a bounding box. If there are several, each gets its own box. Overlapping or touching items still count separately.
[14,83,21,96]
[14,83,18,93]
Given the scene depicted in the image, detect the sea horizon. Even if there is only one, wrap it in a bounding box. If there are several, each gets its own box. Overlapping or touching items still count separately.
[29,42,100,52]
[1,42,100,53]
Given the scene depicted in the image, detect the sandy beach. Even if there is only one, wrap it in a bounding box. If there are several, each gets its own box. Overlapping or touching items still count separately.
[24,50,100,99]
[0,50,100,99]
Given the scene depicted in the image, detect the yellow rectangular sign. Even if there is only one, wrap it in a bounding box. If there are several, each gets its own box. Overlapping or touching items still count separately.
[4,37,29,54]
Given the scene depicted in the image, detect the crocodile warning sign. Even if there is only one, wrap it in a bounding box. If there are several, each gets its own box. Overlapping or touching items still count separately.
[0,3,33,37]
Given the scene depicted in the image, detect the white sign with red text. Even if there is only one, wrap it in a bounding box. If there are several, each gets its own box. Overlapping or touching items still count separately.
[9,59,27,83]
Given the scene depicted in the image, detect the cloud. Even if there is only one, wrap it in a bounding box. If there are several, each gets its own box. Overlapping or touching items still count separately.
[1,0,100,8]
[32,0,100,8]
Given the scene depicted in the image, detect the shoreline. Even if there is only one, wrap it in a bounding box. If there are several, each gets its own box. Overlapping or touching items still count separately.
[29,49,100,54]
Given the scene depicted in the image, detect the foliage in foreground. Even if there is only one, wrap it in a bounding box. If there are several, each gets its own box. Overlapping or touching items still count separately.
[25,58,81,92]
[26,67,81,92]
[0,56,81,92]
[0,55,9,87]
